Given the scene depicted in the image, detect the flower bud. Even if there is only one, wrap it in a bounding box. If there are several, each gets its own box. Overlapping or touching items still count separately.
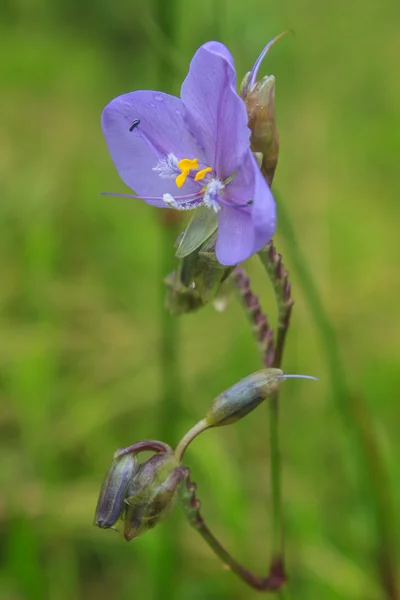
[206,369,318,427]
[241,33,289,185]
[243,75,278,186]
[123,453,187,541]
[206,369,284,427]
[165,230,233,316]
[94,450,139,529]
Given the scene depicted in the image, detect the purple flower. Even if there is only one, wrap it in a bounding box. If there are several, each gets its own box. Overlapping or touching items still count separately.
[101,42,276,266]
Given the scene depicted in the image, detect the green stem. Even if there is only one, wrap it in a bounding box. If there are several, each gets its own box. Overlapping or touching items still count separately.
[174,419,209,463]
[258,245,294,572]
[179,473,286,592]
[268,394,283,561]
[233,259,292,589]
[275,192,399,599]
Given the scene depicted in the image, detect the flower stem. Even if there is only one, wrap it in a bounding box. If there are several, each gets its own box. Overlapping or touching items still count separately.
[179,473,286,592]
[174,419,209,463]
[275,192,399,599]
[268,393,283,562]
[232,266,275,367]
[233,258,293,586]
[258,244,294,576]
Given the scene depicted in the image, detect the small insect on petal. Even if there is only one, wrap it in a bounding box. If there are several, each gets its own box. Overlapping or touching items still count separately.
[129,119,140,132]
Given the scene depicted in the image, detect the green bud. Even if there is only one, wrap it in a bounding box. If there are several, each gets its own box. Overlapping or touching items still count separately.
[206,369,284,427]
[165,230,233,316]
[123,453,187,541]
[94,450,139,529]
[206,369,318,427]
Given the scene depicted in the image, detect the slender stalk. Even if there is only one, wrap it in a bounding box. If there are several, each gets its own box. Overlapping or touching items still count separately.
[233,258,293,587]
[257,244,294,579]
[174,419,209,463]
[268,393,283,562]
[275,192,399,599]
[179,473,286,592]
[232,266,275,366]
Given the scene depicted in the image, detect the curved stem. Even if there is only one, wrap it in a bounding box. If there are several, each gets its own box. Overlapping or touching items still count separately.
[179,474,286,592]
[196,521,284,591]
[174,419,209,463]
[234,258,293,584]
[258,246,293,572]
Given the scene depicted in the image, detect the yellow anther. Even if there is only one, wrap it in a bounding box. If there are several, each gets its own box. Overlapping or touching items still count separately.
[175,171,187,188]
[194,167,212,181]
[178,158,199,171]
[175,158,199,188]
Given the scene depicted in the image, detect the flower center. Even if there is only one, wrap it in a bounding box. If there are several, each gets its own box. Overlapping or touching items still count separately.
[176,158,212,188]
[153,154,213,189]
[153,153,231,213]
[203,179,224,212]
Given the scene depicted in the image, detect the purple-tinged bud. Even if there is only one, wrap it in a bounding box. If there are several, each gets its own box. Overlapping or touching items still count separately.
[206,369,318,427]
[123,453,187,541]
[206,369,283,427]
[243,75,278,187]
[240,32,289,186]
[94,450,139,529]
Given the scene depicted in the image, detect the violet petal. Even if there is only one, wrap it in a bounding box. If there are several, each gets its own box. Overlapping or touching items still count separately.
[216,151,276,265]
[101,91,202,204]
[216,205,254,266]
[181,42,250,179]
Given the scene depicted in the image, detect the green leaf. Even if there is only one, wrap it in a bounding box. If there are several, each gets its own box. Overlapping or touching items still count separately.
[175,206,218,259]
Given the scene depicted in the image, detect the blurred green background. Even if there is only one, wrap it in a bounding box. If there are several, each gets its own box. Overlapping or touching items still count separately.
[1,0,399,598]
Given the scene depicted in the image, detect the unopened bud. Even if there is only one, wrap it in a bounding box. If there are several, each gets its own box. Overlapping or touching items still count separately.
[206,369,318,427]
[243,75,278,186]
[241,33,289,185]
[206,369,283,427]
[123,453,187,541]
[94,450,139,529]
[166,229,233,316]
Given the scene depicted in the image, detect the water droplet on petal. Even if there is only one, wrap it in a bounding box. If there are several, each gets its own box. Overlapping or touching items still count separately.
[154,93,164,102]
[175,109,181,116]
[150,102,156,108]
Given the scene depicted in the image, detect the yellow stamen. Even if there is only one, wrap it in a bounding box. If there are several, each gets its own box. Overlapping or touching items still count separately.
[178,158,199,171]
[194,167,212,181]
[175,171,187,188]
[176,158,199,188]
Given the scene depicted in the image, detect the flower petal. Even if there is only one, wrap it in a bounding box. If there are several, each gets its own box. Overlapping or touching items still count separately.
[101,91,202,205]
[216,152,276,265]
[181,42,251,179]
[216,206,254,266]
[250,157,276,253]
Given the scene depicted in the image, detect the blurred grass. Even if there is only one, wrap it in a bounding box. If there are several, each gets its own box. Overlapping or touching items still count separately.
[0,0,399,599]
